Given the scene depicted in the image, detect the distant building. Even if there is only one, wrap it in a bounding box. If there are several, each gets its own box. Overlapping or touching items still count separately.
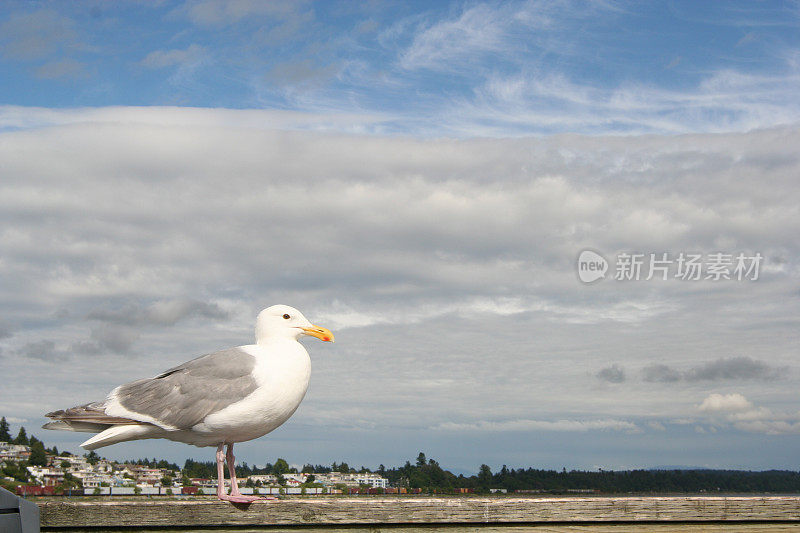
[125,465,170,485]
[314,472,388,489]
[72,471,115,488]
[282,473,306,486]
[0,443,31,462]
[190,477,218,489]
[247,474,278,485]
[26,466,65,487]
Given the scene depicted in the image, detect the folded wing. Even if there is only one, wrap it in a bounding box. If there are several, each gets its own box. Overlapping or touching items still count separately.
[44,347,259,434]
[110,347,258,430]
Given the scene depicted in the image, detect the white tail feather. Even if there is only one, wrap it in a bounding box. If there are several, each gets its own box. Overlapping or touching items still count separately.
[42,421,111,433]
[81,424,163,450]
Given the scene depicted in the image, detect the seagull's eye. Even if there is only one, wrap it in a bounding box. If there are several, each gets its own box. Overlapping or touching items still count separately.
[283,314,291,319]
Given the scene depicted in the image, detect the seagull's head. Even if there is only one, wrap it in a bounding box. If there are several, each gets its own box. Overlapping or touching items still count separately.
[255,305,334,344]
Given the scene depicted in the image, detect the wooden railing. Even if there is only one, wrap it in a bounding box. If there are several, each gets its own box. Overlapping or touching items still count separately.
[38,495,800,529]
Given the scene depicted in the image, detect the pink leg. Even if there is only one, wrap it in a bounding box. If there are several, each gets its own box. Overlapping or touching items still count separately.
[215,444,228,500]
[220,443,267,503]
[226,443,244,497]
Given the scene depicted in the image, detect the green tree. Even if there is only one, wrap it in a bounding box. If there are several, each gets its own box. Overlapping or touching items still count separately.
[2,461,29,482]
[0,417,11,441]
[85,450,100,465]
[182,458,216,479]
[13,426,28,445]
[62,472,82,489]
[416,452,427,467]
[273,458,290,475]
[478,464,493,487]
[28,440,47,466]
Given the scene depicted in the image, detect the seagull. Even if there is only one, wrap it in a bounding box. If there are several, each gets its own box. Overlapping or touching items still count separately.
[43,305,333,503]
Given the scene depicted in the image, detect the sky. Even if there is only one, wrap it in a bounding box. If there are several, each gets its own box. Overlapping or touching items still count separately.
[0,1,799,474]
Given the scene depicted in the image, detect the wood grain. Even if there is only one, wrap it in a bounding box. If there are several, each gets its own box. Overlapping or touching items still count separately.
[39,496,800,529]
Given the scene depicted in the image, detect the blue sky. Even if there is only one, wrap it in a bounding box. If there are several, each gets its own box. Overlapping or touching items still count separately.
[1,1,799,474]
[2,1,799,134]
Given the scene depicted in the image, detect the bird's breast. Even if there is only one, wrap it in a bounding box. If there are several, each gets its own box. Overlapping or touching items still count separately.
[195,341,311,441]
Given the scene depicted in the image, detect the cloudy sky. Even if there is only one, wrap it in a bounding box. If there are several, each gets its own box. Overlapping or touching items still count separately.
[1,1,799,473]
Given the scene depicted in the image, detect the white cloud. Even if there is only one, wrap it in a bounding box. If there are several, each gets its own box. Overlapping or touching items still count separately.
[140,44,205,69]
[698,393,753,412]
[452,69,800,136]
[396,1,611,74]
[0,108,798,465]
[697,393,800,435]
[316,297,529,330]
[400,4,514,71]
[432,418,639,433]
[365,2,800,136]
[0,106,387,135]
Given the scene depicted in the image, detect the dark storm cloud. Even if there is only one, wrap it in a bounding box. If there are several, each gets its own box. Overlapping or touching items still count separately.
[643,357,784,383]
[87,299,230,327]
[15,339,60,360]
[596,364,625,383]
[67,299,230,355]
[685,356,783,381]
[80,324,140,355]
[642,364,682,383]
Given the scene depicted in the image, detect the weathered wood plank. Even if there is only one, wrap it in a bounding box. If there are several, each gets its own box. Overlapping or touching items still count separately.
[43,525,800,533]
[39,496,800,529]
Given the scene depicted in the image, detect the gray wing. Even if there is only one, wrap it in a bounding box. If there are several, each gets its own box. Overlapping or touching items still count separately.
[113,347,258,430]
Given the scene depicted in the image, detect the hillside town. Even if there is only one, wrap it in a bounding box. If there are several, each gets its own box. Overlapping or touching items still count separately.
[1,418,392,496]
[6,416,800,496]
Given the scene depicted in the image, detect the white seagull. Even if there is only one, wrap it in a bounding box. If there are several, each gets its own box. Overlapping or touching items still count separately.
[43,305,333,503]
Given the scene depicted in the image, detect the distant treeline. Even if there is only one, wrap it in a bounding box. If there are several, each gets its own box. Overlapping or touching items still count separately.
[386,453,800,493]
[183,458,360,479]
[190,452,800,494]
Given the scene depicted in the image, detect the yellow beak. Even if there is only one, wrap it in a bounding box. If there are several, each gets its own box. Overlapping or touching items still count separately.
[301,325,335,342]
